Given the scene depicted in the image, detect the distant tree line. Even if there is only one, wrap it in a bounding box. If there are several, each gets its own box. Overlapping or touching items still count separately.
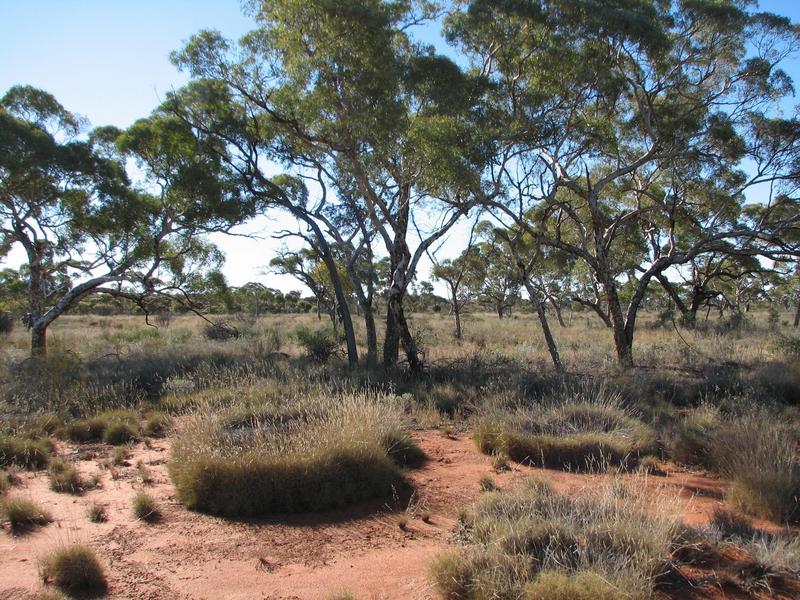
[2,0,799,368]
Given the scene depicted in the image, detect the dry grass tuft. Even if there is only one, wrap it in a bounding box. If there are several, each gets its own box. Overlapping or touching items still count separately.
[1,496,52,533]
[429,477,678,599]
[132,491,161,523]
[39,544,107,596]
[169,390,421,516]
[47,459,84,494]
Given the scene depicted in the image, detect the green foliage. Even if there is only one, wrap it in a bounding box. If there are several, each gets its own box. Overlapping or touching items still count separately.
[39,544,107,595]
[293,325,340,363]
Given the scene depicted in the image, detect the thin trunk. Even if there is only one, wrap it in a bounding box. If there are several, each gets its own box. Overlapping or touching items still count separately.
[523,281,562,372]
[497,303,504,319]
[363,302,378,366]
[454,305,462,339]
[794,300,800,328]
[552,300,566,328]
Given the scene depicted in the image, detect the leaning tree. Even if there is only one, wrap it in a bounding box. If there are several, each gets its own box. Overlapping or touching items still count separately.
[0,86,246,356]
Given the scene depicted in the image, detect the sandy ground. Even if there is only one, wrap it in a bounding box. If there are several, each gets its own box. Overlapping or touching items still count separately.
[1,430,797,599]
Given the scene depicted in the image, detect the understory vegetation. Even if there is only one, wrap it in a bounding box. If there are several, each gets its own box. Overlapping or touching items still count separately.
[169,388,423,515]
[429,477,679,599]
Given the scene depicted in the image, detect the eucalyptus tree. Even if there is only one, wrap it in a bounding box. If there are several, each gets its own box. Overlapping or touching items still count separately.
[0,86,242,356]
[169,0,490,370]
[473,221,520,318]
[449,0,800,367]
[431,241,483,339]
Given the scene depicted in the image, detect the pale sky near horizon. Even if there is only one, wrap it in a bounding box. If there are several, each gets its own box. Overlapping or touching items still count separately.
[1,1,799,293]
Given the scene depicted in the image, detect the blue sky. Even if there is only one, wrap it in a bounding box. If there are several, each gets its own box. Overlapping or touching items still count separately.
[1,0,799,290]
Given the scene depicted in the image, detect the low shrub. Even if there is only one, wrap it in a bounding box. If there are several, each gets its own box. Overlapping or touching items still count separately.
[429,478,678,599]
[47,459,84,494]
[39,544,107,595]
[170,392,416,516]
[293,325,339,363]
[132,491,160,522]
[0,436,52,469]
[142,411,172,437]
[1,496,52,533]
[103,421,139,445]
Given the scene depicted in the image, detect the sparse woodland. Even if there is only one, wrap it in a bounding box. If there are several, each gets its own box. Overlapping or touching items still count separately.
[2,1,800,599]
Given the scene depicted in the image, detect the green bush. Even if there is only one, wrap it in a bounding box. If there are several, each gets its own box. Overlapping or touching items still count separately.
[0,435,52,469]
[293,325,340,363]
[39,544,107,595]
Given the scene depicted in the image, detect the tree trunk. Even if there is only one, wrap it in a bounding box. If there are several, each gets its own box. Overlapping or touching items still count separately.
[552,301,566,327]
[363,302,378,366]
[522,281,562,372]
[794,300,800,328]
[384,291,421,370]
[454,304,462,339]
[497,303,504,319]
[31,324,47,358]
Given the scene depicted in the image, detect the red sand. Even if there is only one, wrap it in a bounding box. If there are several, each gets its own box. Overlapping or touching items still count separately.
[1,430,796,599]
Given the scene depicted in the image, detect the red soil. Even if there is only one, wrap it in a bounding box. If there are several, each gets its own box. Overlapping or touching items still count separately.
[1,430,796,599]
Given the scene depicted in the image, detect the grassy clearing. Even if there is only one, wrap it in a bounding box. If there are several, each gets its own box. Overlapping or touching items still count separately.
[473,387,656,471]
[429,477,679,599]
[169,389,422,516]
[39,544,107,596]
[1,496,52,533]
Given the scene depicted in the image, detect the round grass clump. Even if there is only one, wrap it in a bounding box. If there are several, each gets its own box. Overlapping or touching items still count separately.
[62,418,107,443]
[429,480,678,599]
[169,392,422,516]
[0,436,52,470]
[39,544,107,595]
[102,421,139,445]
[1,496,52,533]
[132,491,161,522]
[473,400,656,471]
[47,459,84,494]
